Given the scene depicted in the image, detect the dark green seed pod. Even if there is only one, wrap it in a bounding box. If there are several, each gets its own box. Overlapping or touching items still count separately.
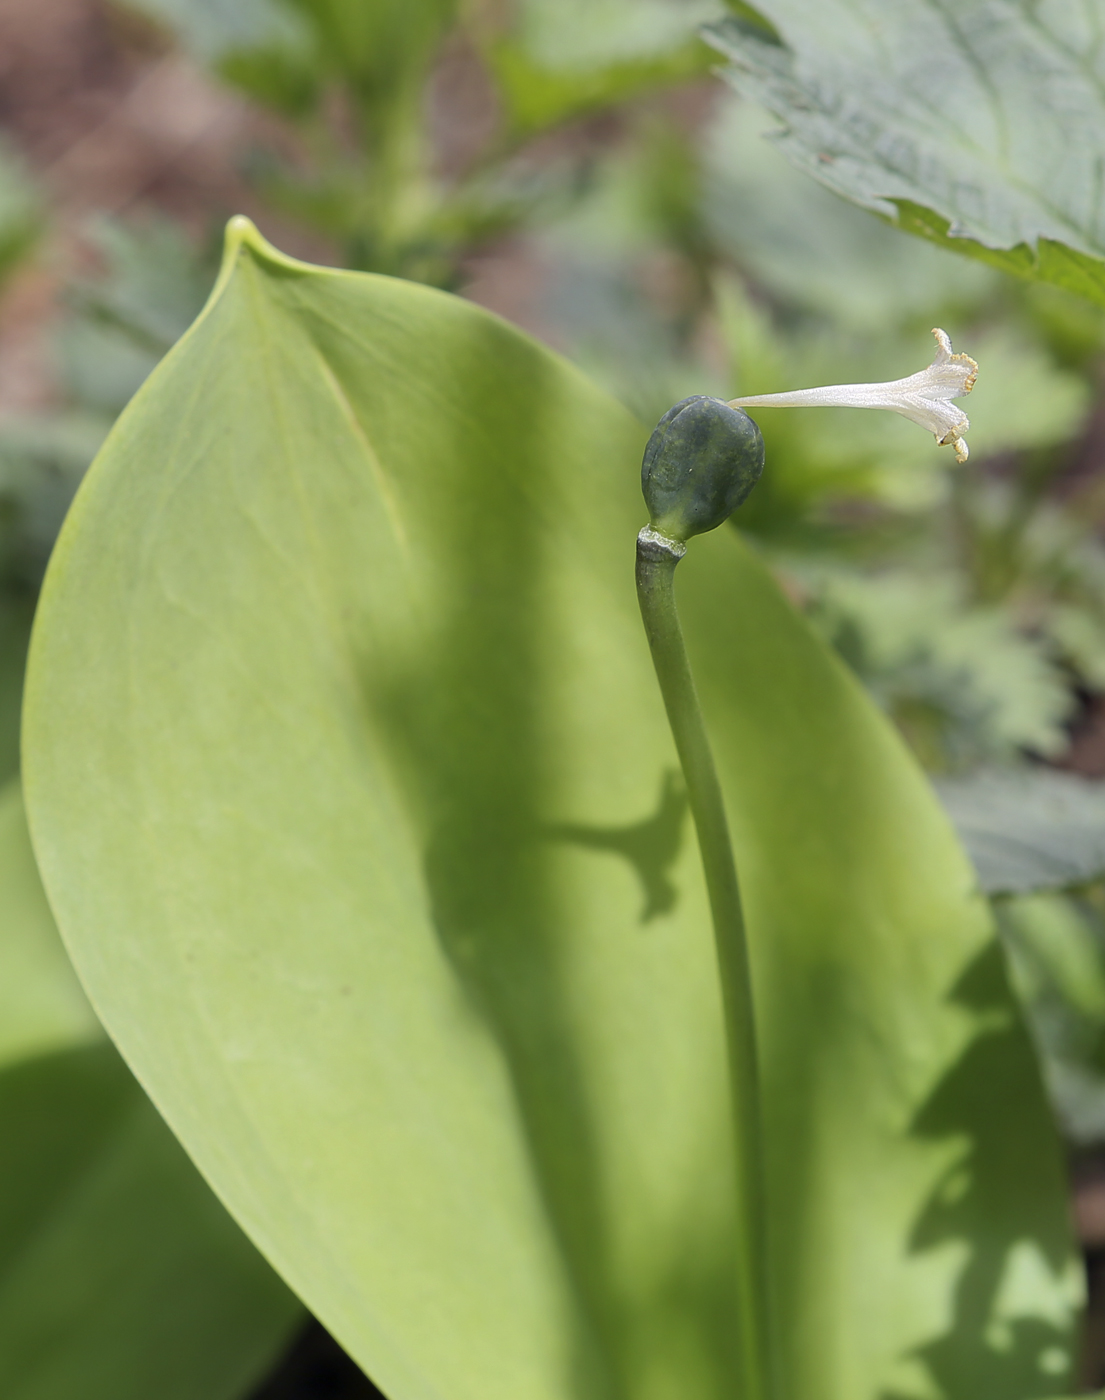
[641,396,764,542]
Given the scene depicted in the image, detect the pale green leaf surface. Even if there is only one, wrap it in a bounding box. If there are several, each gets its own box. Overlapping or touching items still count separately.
[24,220,1079,1400]
[680,535,1082,1400]
[705,2,1105,305]
[0,780,301,1400]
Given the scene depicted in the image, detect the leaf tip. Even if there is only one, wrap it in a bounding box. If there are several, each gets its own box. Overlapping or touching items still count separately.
[218,215,315,282]
[224,213,260,249]
[221,215,284,269]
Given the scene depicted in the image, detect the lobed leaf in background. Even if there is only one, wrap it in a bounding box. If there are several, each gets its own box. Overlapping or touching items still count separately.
[808,572,1074,772]
[0,780,302,1400]
[938,769,1105,898]
[927,772,1105,1147]
[1009,895,1105,1029]
[23,219,1080,1400]
[705,0,1105,306]
[997,890,1105,1145]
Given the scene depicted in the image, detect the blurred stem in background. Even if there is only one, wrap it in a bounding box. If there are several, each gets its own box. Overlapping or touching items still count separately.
[218,0,461,279]
[188,0,719,283]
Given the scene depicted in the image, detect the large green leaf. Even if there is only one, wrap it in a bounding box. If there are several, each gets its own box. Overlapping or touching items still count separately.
[24,218,1080,1400]
[705,2,1105,306]
[0,780,302,1399]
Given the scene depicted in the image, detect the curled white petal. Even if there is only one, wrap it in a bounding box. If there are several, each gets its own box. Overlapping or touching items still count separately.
[728,328,977,463]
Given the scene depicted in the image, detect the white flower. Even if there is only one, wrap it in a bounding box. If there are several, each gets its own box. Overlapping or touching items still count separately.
[728,328,978,463]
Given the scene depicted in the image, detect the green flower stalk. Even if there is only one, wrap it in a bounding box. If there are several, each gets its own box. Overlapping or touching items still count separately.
[635,395,772,1400]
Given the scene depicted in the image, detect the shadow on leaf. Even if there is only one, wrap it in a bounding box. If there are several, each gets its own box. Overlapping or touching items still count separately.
[543,769,688,922]
[362,326,736,1400]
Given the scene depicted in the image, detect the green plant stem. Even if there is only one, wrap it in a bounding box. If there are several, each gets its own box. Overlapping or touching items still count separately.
[635,525,773,1400]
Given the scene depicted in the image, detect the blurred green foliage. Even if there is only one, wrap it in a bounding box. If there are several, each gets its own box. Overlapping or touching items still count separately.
[117,0,721,281]
[0,216,220,788]
[3,16,1105,1396]
[0,142,39,294]
[0,220,218,595]
[1001,892,1105,1145]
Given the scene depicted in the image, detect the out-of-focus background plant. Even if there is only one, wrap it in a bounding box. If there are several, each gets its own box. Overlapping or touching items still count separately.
[6,0,1105,1394]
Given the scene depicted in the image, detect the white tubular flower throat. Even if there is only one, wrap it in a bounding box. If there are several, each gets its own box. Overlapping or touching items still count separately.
[728,328,978,463]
